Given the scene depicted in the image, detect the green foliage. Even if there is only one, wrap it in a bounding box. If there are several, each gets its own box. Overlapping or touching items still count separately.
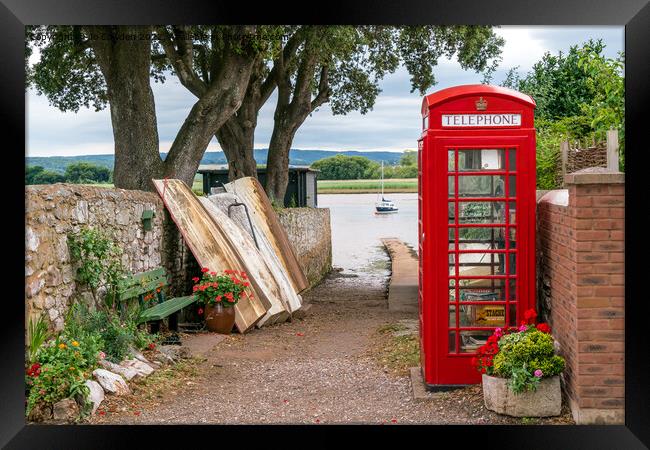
[311,153,418,180]
[311,154,379,180]
[399,150,417,166]
[492,328,565,394]
[67,227,125,306]
[64,162,111,184]
[501,39,625,185]
[27,336,91,417]
[25,165,65,185]
[27,314,49,364]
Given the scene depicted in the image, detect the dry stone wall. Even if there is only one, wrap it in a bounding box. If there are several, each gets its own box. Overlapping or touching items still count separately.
[25,185,331,332]
[25,184,197,332]
[277,207,332,287]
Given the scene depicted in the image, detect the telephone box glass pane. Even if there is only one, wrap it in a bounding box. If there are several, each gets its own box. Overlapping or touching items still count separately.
[448,202,456,224]
[458,201,506,224]
[449,305,457,327]
[509,304,517,326]
[458,279,507,301]
[449,331,457,353]
[508,228,517,247]
[458,226,505,249]
[459,331,492,353]
[448,150,455,171]
[448,176,455,196]
[508,148,517,171]
[457,175,506,197]
[458,304,507,327]
[458,149,505,171]
[508,201,517,224]
[508,175,517,197]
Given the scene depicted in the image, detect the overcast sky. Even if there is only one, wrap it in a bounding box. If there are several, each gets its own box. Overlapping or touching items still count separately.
[26,26,624,157]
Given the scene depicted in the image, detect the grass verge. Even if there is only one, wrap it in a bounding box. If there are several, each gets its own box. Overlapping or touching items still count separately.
[368,322,420,377]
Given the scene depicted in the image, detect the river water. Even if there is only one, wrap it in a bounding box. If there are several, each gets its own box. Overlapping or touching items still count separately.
[318,193,418,274]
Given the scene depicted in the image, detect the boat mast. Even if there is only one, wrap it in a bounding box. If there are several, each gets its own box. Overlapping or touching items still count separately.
[381,161,384,199]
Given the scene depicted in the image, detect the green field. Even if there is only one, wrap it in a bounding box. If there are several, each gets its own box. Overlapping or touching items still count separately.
[317,178,417,194]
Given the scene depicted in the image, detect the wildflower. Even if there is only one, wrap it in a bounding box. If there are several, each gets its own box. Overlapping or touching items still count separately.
[201,268,210,273]
[192,277,200,282]
[518,324,528,332]
[148,343,155,350]
[98,351,106,360]
[71,341,79,347]
[198,308,204,315]
[210,271,217,276]
[58,343,66,349]
[534,369,543,378]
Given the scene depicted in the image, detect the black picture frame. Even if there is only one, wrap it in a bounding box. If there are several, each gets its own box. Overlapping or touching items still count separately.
[5,0,649,448]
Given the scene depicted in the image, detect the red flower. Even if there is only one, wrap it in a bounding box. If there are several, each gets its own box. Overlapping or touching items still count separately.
[524,308,538,324]
[192,277,200,282]
[536,323,551,334]
[98,410,106,416]
[210,271,217,276]
[193,285,199,292]
[26,363,41,377]
[148,343,155,350]
[243,281,250,287]
[216,295,222,302]
[201,268,209,273]
[240,271,247,279]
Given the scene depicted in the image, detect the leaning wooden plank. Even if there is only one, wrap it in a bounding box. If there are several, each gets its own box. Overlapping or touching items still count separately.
[205,193,303,325]
[152,179,269,333]
[198,197,290,326]
[224,177,309,294]
[139,295,197,323]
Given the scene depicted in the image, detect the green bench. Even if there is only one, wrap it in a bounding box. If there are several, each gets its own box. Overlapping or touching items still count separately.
[118,267,197,333]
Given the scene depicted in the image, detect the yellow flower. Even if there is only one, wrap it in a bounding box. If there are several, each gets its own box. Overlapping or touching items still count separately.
[72,341,79,347]
[58,343,66,349]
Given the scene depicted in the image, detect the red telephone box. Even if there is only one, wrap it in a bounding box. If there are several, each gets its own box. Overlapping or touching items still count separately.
[418,84,536,389]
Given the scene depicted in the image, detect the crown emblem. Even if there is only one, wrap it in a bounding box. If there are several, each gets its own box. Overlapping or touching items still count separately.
[475,97,487,111]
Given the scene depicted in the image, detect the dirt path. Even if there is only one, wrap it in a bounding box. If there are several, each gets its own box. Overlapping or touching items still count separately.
[89,264,573,425]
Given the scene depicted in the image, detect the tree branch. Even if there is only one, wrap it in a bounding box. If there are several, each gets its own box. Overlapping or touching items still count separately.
[156,26,207,97]
[311,65,330,110]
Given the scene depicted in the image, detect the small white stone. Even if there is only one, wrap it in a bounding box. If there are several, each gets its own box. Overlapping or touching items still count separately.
[93,369,130,396]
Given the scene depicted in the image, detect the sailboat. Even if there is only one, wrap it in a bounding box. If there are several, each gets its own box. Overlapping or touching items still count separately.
[375,161,398,214]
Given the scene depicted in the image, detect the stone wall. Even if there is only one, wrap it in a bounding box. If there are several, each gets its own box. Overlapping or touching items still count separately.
[25,185,332,332]
[25,184,198,332]
[537,168,624,424]
[277,207,332,287]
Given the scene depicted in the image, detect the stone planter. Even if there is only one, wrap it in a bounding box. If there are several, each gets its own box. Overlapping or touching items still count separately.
[482,374,561,417]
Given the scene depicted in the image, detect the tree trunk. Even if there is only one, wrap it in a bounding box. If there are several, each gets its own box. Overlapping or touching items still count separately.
[87,26,163,191]
[162,52,257,187]
[265,120,296,204]
[216,119,258,180]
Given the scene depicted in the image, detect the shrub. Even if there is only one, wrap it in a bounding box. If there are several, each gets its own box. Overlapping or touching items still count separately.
[473,309,565,394]
[27,336,91,416]
[27,314,49,364]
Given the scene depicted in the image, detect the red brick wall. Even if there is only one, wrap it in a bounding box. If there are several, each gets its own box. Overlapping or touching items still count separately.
[537,169,624,424]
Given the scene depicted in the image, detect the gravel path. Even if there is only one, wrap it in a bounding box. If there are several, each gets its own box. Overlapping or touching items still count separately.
[89,265,574,425]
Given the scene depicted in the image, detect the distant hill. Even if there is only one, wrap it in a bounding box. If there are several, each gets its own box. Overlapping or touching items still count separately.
[26,149,405,173]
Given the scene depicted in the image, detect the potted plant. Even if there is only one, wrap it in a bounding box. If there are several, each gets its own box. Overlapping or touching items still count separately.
[473,309,565,417]
[192,268,252,334]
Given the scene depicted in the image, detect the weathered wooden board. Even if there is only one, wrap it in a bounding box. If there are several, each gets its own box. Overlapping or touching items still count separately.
[205,193,303,325]
[224,177,309,295]
[198,197,291,326]
[152,179,269,333]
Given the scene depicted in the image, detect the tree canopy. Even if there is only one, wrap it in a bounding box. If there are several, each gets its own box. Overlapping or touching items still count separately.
[27,25,505,199]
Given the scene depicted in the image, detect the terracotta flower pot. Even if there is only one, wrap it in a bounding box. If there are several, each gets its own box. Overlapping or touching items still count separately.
[482,373,561,417]
[204,303,236,334]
